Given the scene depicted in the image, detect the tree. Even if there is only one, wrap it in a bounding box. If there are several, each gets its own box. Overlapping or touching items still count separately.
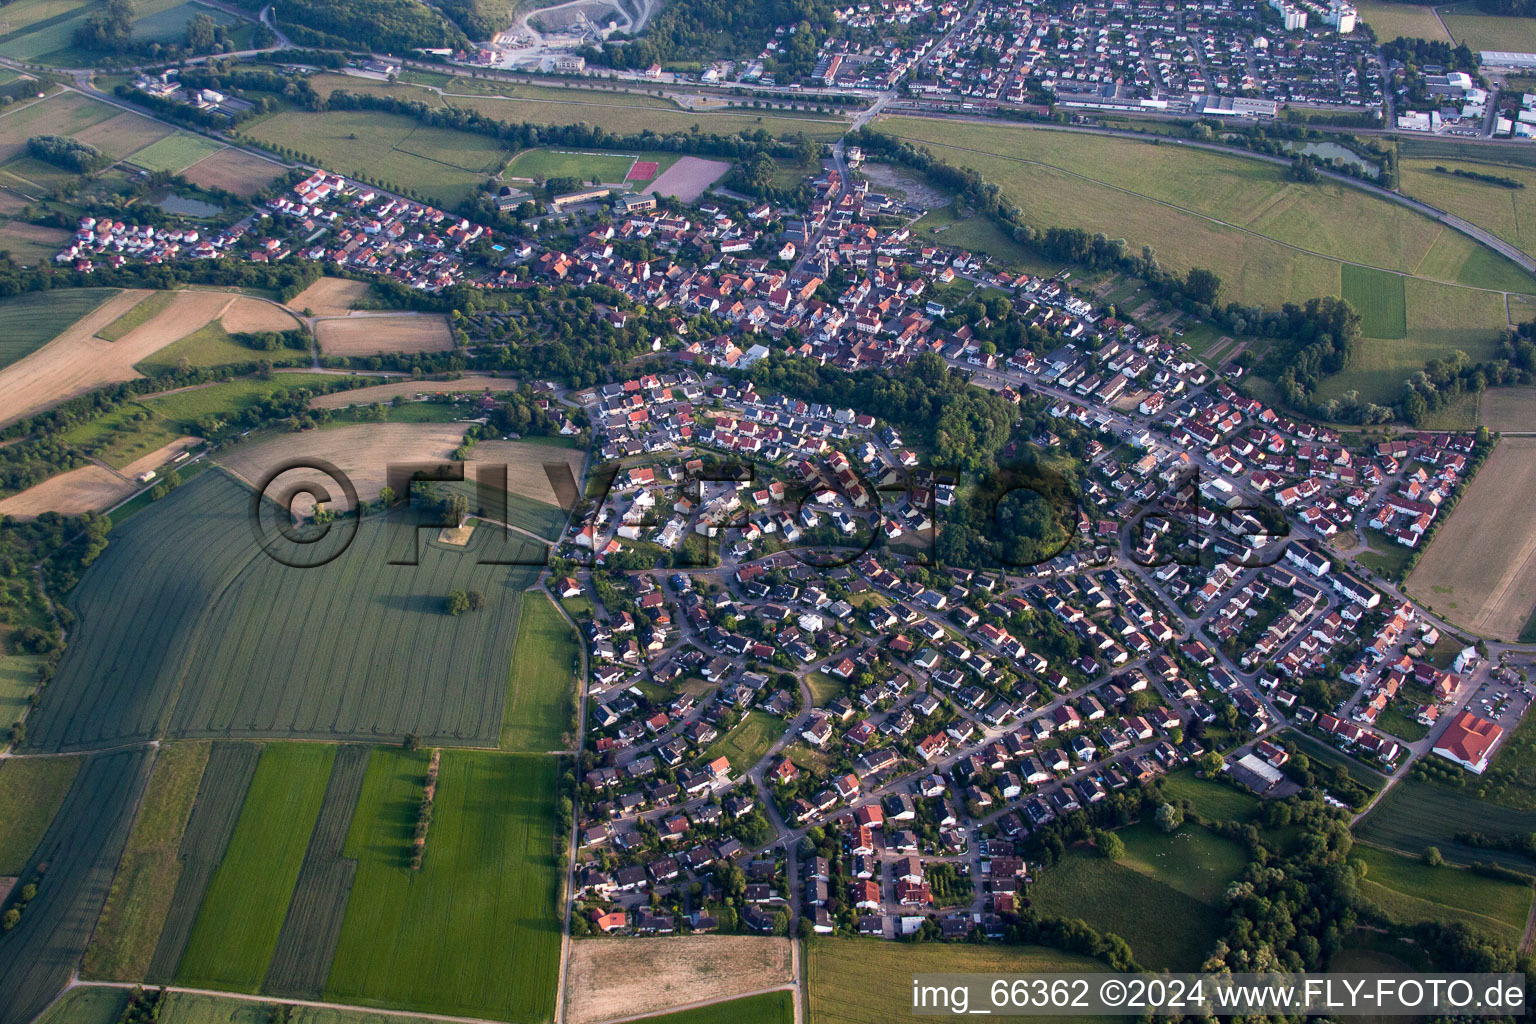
[771,908,789,935]
[1097,830,1125,859]
[1,908,18,932]
[1424,845,1444,867]
[466,589,486,611]
[186,11,217,51]
[1155,801,1184,833]
[446,590,470,615]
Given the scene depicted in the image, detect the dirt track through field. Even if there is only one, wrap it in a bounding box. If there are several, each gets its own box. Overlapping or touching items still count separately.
[314,314,454,357]
[565,935,793,1024]
[1408,437,1536,640]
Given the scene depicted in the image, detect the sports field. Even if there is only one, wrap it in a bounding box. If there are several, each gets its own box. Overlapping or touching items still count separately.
[807,938,1120,1024]
[0,288,120,371]
[124,133,226,174]
[873,118,1536,316]
[506,147,642,183]
[324,749,563,1021]
[502,592,579,751]
[84,741,212,981]
[24,471,544,751]
[1408,437,1536,641]
[1354,844,1532,944]
[176,743,336,992]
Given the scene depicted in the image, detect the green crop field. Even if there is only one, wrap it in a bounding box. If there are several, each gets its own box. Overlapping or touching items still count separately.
[1441,4,1536,51]
[0,749,153,1024]
[154,990,449,1024]
[704,710,785,774]
[324,749,563,1021]
[808,938,1122,1024]
[1401,158,1536,259]
[263,744,369,999]
[873,118,1536,319]
[1354,0,1451,41]
[241,110,511,208]
[1158,768,1261,823]
[176,743,336,992]
[1341,264,1407,339]
[634,992,794,1023]
[0,288,120,370]
[1354,844,1533,943]
[136,319,303,375]
[502,592,578,752]
[32,987,130,1024]
[0,655,42,732]
[0,755,81,873]
[25,470,540,751]
[148,743,262,982]
[126,133,226,174]
[84,741,212,981]
[1028,846,1224,969]
[1354,777,1536,870]
[97,290,176,342]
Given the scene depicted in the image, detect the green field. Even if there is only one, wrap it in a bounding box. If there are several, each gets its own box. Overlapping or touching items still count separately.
[135,319,297,375]
[501,592,578,752]
[913,202,1067,277]
[31,987,130,1024]
[1440,4,1536,51]
[1354,0,1451,40]
[1354,843,1533,943]
[704,710,785,774]
[154,991,456,1024]
[125,133,226,174]
[1402,157,1536,260]
[505,147,640,183]
[634,992,794,1023]
[0,755,81,873]
[1341,264,1407,339]
[0,0,192,61]
[1463,706,1536,811]
[176,743,336,991]
[874,118,1536,318]
[264,744,370,998]
[1028,845,1225,969]
[808,938,1122,1024]
[84,741,212,981]
[1115,822,1248,904]
[1355,777,1536,869]
[0,655,42,732]
[241,110,511,207]
[1159,768,1261,823]
[0,288,119,371]
[98,291,177,342]
[148,742,262,983]
[0,750,153,1024]
[27,468,542,751]
[324,749,563,1021]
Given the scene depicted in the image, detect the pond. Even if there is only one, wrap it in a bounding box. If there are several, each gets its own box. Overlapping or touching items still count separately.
[1284,140,1380,175]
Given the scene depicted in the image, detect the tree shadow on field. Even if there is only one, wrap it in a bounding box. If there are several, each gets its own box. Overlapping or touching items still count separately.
[371,757,430,871]
[374,593,452,616]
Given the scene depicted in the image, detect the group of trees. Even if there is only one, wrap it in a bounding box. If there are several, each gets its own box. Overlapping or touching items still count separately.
[445,589,486,615]
[269,0,466,54]
[74,0,244,58]
[27,135,111,174]
[597,0,837,75]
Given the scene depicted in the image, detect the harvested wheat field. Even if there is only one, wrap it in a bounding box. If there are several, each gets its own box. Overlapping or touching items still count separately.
[565,936,793,1024]
[289,277,371,315]
[0,289,236,424]
[314,314,454,357]
[180,147,285,197]
[472,439,584,509]
[1408,437,1536,640]
[0,464,135,518]
[120,437,201,481]
[218,421,470,514]
[1480,388,1536,433]
[73,112,173,160]
[309,375,520,409]
[219,295,300,334]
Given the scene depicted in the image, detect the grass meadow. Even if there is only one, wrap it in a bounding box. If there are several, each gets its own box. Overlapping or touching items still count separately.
[1355,777,1536,870]
[1401,157,1536,259]
[704,710,785,774]
[1440,3,1536,51]
[1354,0,1451,41]
[126,133,226,175]
[807,938,1122,1024]
[1341,264,1407,339]
[0,755,81,873]
[1158,768,1261,823]
[1353,844,1533,944]
[324,749,563,1021]
[501,592,579,752]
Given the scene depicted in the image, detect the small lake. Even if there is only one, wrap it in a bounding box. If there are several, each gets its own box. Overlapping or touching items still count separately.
[1285,140,1380,175]
[156,193,223,217]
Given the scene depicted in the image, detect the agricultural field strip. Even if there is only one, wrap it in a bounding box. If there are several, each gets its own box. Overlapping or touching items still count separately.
[880,128,1527,296]
[0,750,154,1024]
[263,744,370,999]
[147,742,262,982]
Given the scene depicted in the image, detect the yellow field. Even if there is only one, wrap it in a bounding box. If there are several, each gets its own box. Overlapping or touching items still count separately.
[0,464,135,517]
[221,296,301,334]
[1408,437,1536,640]
[314,314,454,357]
[290,276,371,315]
[565,936,792,1024]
